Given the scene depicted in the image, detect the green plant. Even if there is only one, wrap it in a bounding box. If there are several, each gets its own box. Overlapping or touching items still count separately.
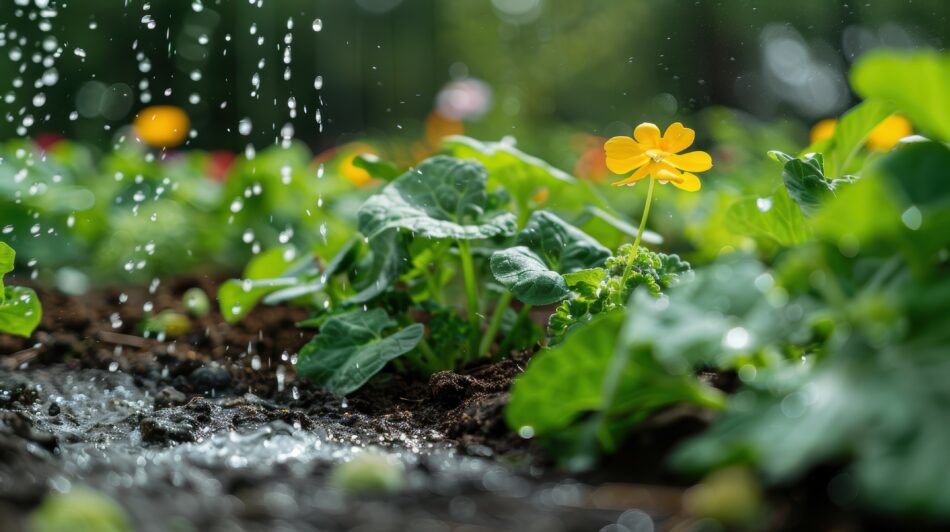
[0,241,42,337]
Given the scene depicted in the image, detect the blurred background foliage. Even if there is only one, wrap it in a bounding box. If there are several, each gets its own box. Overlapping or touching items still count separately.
[1,0,946,157]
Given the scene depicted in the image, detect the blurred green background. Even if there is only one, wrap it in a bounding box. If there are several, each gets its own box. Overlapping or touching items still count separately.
[1,0,946,155]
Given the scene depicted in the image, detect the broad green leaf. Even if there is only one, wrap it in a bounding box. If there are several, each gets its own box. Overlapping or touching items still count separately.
[674,332,950,517]
[507,312,723,471]
[0,241,13,302]
[357,156,517,240]
[804,100,896,178]
[851,50,950,142]
[490,210,610,305]
[726,187,810,248]
[0,286,42,337]
[516,210,612,273]
[490,247,569,305]
[296,309,424,395]
[352,154,401,181]
[442,135,598,215]
[623,254,811,369]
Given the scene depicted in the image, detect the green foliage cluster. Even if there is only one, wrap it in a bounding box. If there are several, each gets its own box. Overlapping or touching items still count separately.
[219,148,651,395]
[548,244,690,343]
[506,49,950,521]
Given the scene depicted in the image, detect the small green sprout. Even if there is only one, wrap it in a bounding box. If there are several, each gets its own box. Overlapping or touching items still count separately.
[330,451,405,494]
[182,287,211,317]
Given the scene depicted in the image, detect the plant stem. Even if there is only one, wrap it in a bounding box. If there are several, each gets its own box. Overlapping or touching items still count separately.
[497,303,532,356]
[456,239,481,358]
[479,291,513,357]
[619,177,656,297]
[416,337,440,370]
[325,281,341,307]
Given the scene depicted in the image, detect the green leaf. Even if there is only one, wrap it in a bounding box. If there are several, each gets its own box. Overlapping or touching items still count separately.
[442,135,598,214]
[563,268,607,298]
[507,312,723,470]
[0,286,42,337]
[516,210,612,273]
[726,187,810,248]
[352,154,401,181]
[296,309,424,395]
[623,254,810,369]
[674,332,950,517]
[490,210,610,305]
[347,231,408,304]
[357,156,517,240]
[804,100,896,178]
[851,50,950,142]
[490,247,569,305]
[784,153,859,217]
[218,246,318,322]
[0,241,14,302]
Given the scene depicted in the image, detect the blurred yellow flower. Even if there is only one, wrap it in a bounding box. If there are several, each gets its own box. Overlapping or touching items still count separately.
[810,114,912,152]
[867,114,912,152]
[604,122,712,191]
[809,118,837,144]
[133,106,190,148]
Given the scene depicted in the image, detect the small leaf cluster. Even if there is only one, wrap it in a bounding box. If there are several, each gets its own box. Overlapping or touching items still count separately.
[548,244,690,343]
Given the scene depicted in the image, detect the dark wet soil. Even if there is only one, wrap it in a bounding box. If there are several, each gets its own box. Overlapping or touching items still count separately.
[0,275,697,531]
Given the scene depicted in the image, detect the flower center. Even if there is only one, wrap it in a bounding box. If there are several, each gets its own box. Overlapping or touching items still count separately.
[646,149,669,163]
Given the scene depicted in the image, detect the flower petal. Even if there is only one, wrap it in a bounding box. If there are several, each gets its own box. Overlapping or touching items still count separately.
[661,122,695,153]
[605,135,644,157]
[633,123,662,148]
[665,150,713,172]
[606,153,649,174]
[671,172,701,192]
[655,167,681,183]
[611,162,652,186]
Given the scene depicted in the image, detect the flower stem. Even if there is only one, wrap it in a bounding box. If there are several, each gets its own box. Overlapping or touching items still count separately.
[456,239,481,358]
[619,177,656,291]
[479,291,513,357]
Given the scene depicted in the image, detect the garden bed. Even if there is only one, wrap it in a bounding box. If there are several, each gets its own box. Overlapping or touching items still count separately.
[0,277,693,531]
[4,278,944,531]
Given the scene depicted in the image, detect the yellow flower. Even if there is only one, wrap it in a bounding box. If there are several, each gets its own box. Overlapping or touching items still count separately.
[604,122,712,191]
[867,114,912,152]
[133,106,190,148]
[810,114,912,152]
[810,118,837,144]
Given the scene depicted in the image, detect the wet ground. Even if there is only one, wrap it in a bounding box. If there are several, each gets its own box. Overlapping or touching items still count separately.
[0,276,689,531]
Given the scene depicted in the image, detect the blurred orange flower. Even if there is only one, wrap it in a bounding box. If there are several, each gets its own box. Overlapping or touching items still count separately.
[133,106,190,148]
[573,134,609,183]
[604,122,712,191]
